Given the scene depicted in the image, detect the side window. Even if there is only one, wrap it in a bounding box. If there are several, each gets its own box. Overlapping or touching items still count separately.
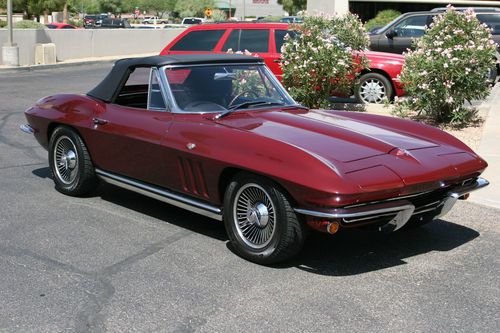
[170,30,225,51]
[223,30,240,51]
[275,30,297,54]
[478,14,500,35]
[115,67,150,109]
[223,29,269,53]
[148,69,167,111]
[394,15,429,37]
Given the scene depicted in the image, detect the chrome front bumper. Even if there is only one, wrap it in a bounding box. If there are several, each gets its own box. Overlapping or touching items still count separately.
[20,124,35,134]
[295,177,489,232]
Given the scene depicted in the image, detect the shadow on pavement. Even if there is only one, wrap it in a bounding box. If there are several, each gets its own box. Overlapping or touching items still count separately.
[31,167,480,276]
[32,167,52,179]
[288,220,479,276]
[96,182,228,242]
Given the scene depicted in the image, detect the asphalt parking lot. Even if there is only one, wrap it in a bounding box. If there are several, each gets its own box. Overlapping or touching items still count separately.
[1,64,499,332]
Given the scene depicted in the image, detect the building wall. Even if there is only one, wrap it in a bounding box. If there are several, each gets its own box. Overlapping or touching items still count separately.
[221,0,285,18]
[0,28,184,66]
[307,0,350,15]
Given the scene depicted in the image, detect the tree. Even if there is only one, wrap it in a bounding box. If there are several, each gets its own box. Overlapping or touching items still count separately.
[99,0,133,16]
[175,0,213,18]
[277,0,306,16]
[141,0,176,18]
[27,0,64,22]
[364,9,401,32]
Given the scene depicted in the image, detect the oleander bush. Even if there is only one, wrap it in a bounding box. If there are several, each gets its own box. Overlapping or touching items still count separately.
[14,20,46,29]
[281,13,369,108]
[365,10,401,32]
[394,6,497,125]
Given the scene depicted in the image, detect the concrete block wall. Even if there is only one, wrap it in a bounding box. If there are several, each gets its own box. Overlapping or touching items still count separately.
[0,28,185,66]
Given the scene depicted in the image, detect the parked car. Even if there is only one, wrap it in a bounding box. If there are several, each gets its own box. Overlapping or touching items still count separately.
[98,18,131,29]
[46,23,79,29]
[143,16,168,24]
[369,9,500,54]
[21,54,489,264]
[159,22,406,104]
[280,16,303,23]
[83,14,108,28]
[181,17,205,25]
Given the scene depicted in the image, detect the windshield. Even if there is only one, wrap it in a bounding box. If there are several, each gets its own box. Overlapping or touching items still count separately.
[164,64,296,113]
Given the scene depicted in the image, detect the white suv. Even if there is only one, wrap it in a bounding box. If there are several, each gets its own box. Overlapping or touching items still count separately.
[143,16,167,24]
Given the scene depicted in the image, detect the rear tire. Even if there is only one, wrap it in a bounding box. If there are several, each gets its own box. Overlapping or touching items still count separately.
[48,126,98,196]
[356,72,394,104]
[223,173,304,265]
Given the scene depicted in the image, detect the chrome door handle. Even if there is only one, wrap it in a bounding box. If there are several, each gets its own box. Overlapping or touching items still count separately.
[93,118,108,125]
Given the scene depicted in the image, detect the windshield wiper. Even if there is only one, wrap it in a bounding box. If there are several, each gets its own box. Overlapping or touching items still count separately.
[215,101,285,120]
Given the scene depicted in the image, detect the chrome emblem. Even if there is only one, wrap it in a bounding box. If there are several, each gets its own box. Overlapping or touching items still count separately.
[394,148,410,157]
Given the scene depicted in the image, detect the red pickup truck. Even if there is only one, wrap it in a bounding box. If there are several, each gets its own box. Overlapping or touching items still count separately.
[160,22,406,104]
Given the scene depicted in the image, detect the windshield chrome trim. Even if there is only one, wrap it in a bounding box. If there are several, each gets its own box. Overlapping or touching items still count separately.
[147,67,169,112]
[261,65,298,105]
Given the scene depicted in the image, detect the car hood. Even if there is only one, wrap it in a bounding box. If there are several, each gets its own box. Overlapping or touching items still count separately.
[219,109,439,163]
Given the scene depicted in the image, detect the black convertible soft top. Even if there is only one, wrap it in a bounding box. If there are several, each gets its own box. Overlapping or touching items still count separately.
[87,54,264,103]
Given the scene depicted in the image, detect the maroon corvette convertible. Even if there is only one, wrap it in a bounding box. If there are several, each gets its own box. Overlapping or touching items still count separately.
[21,54,488,264]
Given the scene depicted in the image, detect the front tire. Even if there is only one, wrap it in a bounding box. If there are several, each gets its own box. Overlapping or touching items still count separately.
[356,72,394,104]
[223,173,305,265]
[48,126,98,196]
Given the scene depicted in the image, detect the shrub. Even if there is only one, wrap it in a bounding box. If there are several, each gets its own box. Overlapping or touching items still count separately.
[0,20,7,28]
[68,19,83,27]
[14,20,46,29]
[281,13,369,108]
[365,10,401,32]
[210,9,227,22]
[394,6,497,125]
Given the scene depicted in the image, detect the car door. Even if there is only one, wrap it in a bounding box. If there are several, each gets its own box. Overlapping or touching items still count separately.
[271,29,298,81]
[220,28,273,67]
[378,14,431,54]
[87,67,174,187]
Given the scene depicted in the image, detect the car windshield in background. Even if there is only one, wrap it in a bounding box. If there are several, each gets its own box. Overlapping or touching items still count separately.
[164,65,295,113]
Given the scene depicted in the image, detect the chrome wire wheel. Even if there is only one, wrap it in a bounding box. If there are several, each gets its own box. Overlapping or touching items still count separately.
[359,78,386,104]
[233,183,276,249]
[53,135,79,185]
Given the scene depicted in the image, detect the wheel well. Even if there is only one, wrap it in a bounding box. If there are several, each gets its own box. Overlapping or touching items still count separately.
[47,122,61,142]
[218,167,297,206]
[46,123,93,159]
[359,69,396,96]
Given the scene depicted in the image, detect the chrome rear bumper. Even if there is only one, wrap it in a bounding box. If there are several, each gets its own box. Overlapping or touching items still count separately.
[294,177,489,232]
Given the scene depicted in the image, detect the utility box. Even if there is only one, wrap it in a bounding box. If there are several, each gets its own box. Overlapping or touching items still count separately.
[35,43,57,65]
